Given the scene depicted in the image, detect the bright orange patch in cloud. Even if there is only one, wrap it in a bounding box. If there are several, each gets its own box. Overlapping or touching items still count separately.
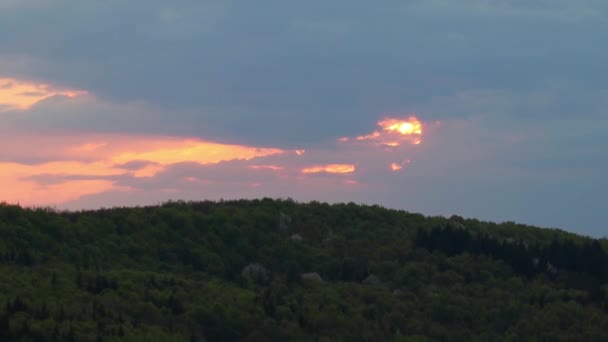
[379,117,423,135]
[249,165,284,171]
[301,164,356,174]
[295,149,306,156]
[0,77,87,111]
[356,131,381,141]
[111,140,282,166]
[345,115,425,147]
[390,159,411,172]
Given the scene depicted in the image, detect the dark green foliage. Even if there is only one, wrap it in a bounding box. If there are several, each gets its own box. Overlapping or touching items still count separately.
[0,199,607,341]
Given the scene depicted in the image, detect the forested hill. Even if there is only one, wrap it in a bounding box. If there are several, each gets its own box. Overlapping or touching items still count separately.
[0,199,607,341]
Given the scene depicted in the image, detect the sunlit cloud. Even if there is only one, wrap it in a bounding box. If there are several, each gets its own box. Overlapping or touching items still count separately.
[301,164,356,174]
[0,88,436,208]
[0,161,123,205]
[249,165,284,171]
[349,116,424,147]
[0,77,87,111]
[0,131,287,206]
[379,117,423,135]
[336,115,429,172]
[70,142,108,153]
[390,160,411,172]
[3,114,433,206]
[111,140,283,166]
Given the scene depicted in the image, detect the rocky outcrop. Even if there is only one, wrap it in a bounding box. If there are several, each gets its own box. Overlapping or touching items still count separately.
[447,221,466,230]
[241,263,269,282]
[301,272,324,283]
[362,274,380,285]
[278,212,292,231]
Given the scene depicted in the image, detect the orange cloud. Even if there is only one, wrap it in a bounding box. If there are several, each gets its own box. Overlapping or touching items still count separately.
[0,132,286,206]
[0,77,87,111]
[70,142,108,153]
[379,117,423,135]
[356,131,381,141]
[390,160,411,172]
[0,88,436,208]
[111,140,283,166]
[249,165,284,171]
[301,164,356,174]
[350,115,424,147]
[0,161,123,206]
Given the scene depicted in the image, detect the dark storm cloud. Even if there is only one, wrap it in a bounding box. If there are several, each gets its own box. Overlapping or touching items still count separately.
[2,0,607,145]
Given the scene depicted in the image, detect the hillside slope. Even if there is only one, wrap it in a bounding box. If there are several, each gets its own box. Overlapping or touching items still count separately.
[0,199,607,341]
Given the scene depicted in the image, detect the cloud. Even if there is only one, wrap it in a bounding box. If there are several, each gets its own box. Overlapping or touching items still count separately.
[0,112,435,208]
[2,98,606,236]
[0,1,606,145]
[0,2,607,237]
[0,77,86,111]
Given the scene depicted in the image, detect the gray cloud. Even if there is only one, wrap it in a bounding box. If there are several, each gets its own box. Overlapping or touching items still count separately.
[114,160,160,171]
[2,1,607,145]
[2,1,608,236]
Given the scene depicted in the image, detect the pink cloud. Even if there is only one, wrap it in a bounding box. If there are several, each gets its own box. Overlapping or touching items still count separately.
[0,76,441,208]
[0,113,440,208]
[0,77,87,111]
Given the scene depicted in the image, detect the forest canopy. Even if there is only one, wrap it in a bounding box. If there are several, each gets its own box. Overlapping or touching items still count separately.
[0,199,607,341]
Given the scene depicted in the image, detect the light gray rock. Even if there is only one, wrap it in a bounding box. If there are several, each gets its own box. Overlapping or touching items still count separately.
[290,234,303,242]
[448,221,466,230]
[241,263,269,280]
[278,212,292,231]
[547,262,558,275]
[301,272,324,282]
[362,274,381,285]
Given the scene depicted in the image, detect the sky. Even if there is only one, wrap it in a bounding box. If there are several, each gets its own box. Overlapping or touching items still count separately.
[1,0,607,237]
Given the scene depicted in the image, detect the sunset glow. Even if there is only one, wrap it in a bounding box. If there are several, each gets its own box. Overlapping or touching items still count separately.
[301,164,356,174]
[356,131,381,141]
[0,161,122,205]
[249,165,284,171]
[390,160,411,172]
[0,0,601,241]
[0,75,429,208]
[0,78,87,111]
[111,140,283,166]
[0,111,429,207]
[0,131,287,206]
[379,117,423,135]
[345,115,425,148]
